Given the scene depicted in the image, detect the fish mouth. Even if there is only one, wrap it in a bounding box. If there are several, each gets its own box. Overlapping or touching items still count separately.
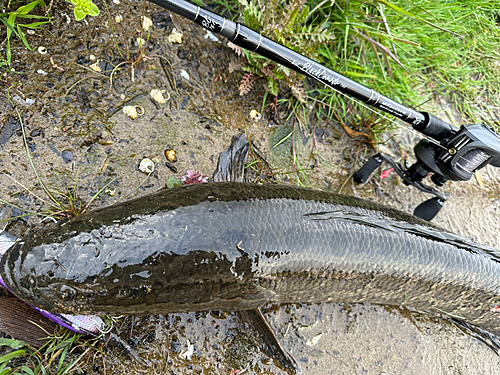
[0,268,48,311]
[25,280,101,314]
[0,240,30,298]
[0,252,75,313]
[9,281,95,314]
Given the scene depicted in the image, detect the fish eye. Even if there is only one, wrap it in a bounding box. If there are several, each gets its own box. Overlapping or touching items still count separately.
[57,285,78,301]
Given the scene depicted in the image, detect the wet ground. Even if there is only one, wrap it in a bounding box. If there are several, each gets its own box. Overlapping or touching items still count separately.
[1,0,500,374]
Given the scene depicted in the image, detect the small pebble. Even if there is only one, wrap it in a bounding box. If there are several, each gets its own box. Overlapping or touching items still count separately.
[180,342,194,360]
[62,150,73,163]
[306,333,323,346]
[250,109,261,120]
[165,162,177,173]
[180,69,189,80]
[142,16,153,31]
[168,29,183,44]
[170,338,181,353]
[90,61,102,72]
[204,31,219,42]
[12,95,35,106]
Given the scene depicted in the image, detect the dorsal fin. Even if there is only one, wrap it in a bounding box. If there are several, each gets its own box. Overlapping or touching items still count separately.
[215,134,298,373]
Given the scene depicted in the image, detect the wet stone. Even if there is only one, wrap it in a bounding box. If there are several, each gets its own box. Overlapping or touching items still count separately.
[128,338,140,347]
[145,332,155,343]
[165,162,178,173]
[78,87,91,112]
[0,116,21,145]
[27,140,36,153]
[62,150,74,163]
[76,56,88,64]
[171,337,182,353]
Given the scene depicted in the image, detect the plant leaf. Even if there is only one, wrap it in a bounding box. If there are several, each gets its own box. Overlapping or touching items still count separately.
[17,25,34,50]
[0,338,27,350]
[0,349,27,364]
[18,20,52,28]
[7,12,17,39]
[14,14,50,19]
[167,177,182,188]
[89,2,99,16]
[356,31,406,70]
[15,0,40,15]
[74,7,86,21]
[6,40,11,65]
[21,365,36,375]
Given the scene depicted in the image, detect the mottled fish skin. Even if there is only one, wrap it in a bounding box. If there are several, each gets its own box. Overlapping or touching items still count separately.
[1,230,107,335]
[1,182,500,337]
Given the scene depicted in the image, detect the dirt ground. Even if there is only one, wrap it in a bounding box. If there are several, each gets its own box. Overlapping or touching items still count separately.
[1,0,499,374]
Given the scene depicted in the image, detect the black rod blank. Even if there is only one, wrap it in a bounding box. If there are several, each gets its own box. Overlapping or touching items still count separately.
[149,0,453,136]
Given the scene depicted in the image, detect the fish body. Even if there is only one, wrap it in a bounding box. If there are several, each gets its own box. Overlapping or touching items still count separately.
[1,182,500,336]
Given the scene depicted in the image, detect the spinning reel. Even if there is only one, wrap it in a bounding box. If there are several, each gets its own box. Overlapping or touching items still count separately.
[354,121,500,221]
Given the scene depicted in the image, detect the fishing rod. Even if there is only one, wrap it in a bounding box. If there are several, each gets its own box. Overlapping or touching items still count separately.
[148,0,500,220]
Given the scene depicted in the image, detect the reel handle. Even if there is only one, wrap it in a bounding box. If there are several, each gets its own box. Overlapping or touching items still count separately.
[353,154,383,183]
[413,197,444,222]
[490,155,500,167]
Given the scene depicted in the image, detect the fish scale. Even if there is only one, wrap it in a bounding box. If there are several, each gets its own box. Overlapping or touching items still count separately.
[1,181,500,338]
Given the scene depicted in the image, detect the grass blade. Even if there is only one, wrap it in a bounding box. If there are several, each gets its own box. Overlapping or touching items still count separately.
[15,108,65,212]
[375,0,462,37]
[15,0,40,15]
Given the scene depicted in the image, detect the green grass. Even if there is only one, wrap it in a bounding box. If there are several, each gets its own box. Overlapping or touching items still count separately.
[0,0,51,66]
[212,0,500,139]
[0,0,100,67]
[0,329,99,375]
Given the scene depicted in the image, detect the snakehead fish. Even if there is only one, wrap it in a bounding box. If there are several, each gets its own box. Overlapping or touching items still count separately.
[1,181,500,338]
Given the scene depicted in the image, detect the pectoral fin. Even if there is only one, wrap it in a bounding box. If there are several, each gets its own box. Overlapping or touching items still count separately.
[239,307,298,374]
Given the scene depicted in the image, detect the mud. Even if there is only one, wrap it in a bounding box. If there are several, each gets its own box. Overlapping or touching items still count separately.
[0,0,499,374]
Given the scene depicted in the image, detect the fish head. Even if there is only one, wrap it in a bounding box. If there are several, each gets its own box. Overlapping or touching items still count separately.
[0,241,101,314]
